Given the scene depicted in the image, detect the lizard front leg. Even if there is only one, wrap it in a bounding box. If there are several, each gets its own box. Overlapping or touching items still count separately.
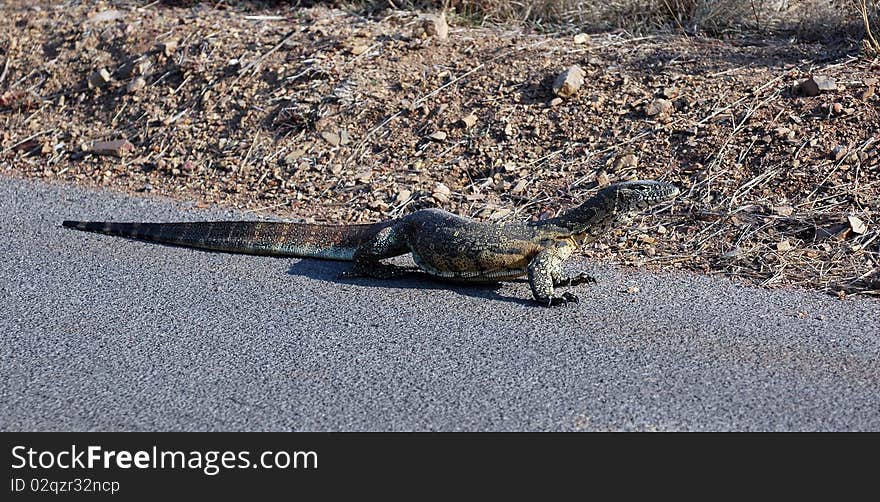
[528,240,579,307]
[342,225,412,279]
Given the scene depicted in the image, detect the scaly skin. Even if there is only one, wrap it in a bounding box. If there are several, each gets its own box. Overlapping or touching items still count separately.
[63,180,679,306]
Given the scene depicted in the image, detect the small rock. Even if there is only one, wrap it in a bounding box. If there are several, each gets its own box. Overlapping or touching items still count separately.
[419,13,448,40]
[339,129,350,145]
[127,76,146,93]
[349,44,370,56]
[573,33,591,45]
[626,286,640,294]
[848,215,867,235]
[369,199,389,212]
[88,68,111,89]
[776,239,793,252]
[460,113,477,129]
[86,10,123,24]
[637,234,656,244]
[865,77,878,86]
[160,39,178,57]
[86,139,135,158]
[721,247,741,259]
[797,78,819,97]
[831,102,843,114]
[644,98,673,117]
[283,148,305,164]
[552,65,585,98]
[321,131,340,147]
[774,127,794,140]
[596,171,611,187]
[614,153,638,170]
[432,182,451,203]
[799,75,836,96]
[772,205,794,217]
[661,86,679,99]
[811,75,837,92]
[428,131,447,142]
[14,139,41,154]
[489,208,512,220]
[137,58,153,75]
[830,145,847,162]
[0,90,27,108]
[510,179,527,194]
[549,97,563,107]
[395,189,412,203]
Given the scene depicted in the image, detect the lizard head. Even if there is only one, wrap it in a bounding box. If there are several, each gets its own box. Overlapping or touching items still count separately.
[531,179,679,239]
[598,180,679,214]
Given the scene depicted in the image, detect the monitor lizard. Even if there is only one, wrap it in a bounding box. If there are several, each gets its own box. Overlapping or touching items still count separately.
[63,180,679,306]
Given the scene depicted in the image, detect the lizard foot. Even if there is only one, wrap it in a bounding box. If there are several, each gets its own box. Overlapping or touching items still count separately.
[541,292,580,307]
[556,272,597,288]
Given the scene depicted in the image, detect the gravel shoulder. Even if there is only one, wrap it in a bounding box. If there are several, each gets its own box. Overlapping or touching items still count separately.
[2,176,879,431]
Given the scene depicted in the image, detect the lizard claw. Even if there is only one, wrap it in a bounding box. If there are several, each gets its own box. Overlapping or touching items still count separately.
[544,292,579,307]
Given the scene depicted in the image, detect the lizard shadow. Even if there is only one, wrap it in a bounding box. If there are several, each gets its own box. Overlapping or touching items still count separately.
[285,259,537,307]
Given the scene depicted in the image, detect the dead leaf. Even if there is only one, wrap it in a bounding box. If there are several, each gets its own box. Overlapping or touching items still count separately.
[848,215,867,235]
[460,114,477,129]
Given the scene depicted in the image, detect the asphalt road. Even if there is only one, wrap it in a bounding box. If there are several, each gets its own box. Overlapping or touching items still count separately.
[2,176,879,431]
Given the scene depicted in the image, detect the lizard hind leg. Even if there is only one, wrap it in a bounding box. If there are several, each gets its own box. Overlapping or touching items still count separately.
[339,225,413,280]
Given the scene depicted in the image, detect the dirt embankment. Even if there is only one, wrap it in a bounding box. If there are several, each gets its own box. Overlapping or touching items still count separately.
[1,2,878,295]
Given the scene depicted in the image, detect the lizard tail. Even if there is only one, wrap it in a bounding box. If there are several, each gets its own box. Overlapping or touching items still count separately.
[61,219,394,260]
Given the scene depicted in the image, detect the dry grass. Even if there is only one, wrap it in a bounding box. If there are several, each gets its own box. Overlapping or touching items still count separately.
[861,0,880,51]
[346,0,879,40]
